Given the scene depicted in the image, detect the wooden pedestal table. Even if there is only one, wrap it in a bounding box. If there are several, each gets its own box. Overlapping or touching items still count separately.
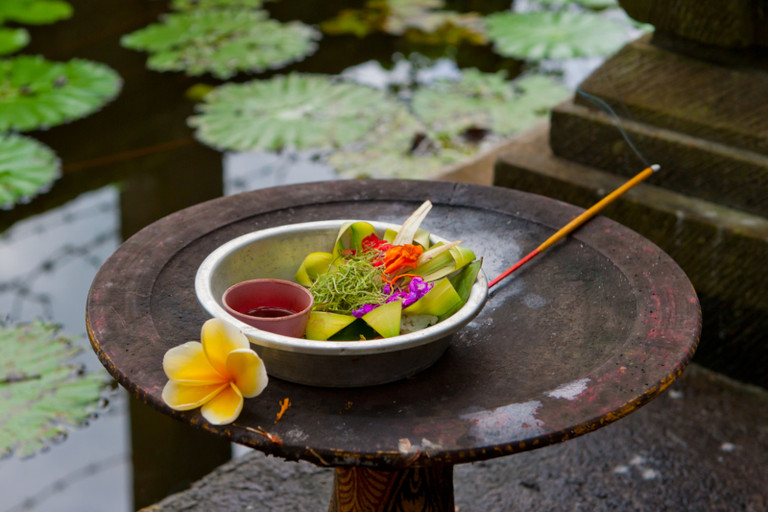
[86,180,701,511]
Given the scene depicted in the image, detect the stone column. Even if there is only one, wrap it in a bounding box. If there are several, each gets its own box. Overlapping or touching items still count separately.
[494,0,768,388]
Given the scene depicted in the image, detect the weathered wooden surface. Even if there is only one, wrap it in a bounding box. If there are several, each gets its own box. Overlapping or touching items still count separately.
[619,0,768,47]
[87,180,700,472]
[141,364,768,512]
[496,125,768,388]
[330,466,454,512]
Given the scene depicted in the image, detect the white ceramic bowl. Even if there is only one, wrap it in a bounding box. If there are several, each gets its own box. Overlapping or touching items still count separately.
[195,220,488,387]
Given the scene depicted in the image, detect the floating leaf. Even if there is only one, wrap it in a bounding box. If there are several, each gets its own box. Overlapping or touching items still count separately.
[321,0,486,45]
[529,0,619,8]
[170,0,269,10]
[412,70,571,137]
[0,0,73,25]
[0,55,122,132]
[0,133,60,209]
[327,109,472,179]
[485,10,630,60]
[121,9,320,79]
[0,27,29,56]
[0,321,108,459]
[189,73,403,151]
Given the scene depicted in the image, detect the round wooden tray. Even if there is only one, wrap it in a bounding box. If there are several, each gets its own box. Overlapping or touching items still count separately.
[87,180,700,470]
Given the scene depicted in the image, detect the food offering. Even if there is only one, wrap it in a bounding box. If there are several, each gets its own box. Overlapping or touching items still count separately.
[294,201,482,341]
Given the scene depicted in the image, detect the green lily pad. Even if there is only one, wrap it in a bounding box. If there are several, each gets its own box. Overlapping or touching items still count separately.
[0,133,60,209]
[0,27,29,56]
[0,0,73,25]
[529,0,619,8]
[171,0,269,10]
[327,108,472,179]
[0,321,108,459]
[485,10,630,60]
[322,0,486,44]
[121,9,320,79]
[189,73,403,151]
[411,70,571,137]
[0,55,122,132]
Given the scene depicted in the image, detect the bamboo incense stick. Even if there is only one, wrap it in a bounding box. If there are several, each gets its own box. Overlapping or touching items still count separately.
[488,164,660,289]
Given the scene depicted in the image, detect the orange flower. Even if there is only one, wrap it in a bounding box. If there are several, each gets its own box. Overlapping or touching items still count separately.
[383,244,423,274]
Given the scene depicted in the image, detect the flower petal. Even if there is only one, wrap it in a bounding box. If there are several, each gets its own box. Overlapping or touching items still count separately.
[201,382,243,425]
[163,341,225,382]
[202,318,249,376]
[162,380,228,411]
[226,348,268,398]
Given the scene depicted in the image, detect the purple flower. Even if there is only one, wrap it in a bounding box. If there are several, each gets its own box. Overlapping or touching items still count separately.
[402,277,433,308]
[352,303,379,318]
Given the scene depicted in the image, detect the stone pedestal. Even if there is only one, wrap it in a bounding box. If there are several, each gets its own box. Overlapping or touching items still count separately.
[494,2,768,388]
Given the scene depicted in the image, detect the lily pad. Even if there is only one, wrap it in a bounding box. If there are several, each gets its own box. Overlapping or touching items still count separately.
[327,109,472,179]
[411,70,571,137]
[0,133,60,209]
[321,0,486,45]
[0,321,108,459]
[485,10,630,60]
[0,55,122,132]
[0,27,29,56]
[189,73,403,151]
[0,0,73,25]
[121,9,320,79]
[529,0,619,8]
[170,0,269,10]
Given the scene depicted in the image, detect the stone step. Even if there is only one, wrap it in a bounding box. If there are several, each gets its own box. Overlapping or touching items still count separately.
[550,99,768,218]
[494,124,768,388]
[569,34,768,156]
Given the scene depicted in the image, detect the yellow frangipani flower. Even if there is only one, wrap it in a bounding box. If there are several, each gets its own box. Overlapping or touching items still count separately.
[161,318,268,425]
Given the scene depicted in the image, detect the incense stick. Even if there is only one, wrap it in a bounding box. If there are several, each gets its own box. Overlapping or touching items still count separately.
[488,164,660,289]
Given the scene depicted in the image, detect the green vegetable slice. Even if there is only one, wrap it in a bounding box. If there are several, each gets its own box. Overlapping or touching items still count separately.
[0,55,122,132]
[362,301,402,338]
[332,222,377,258]
[305,311,356,341]
[413,244,476,282]
[440,258,482,321]
[295,252,334,287]
[0,133,60,209]
[405,277,462,317]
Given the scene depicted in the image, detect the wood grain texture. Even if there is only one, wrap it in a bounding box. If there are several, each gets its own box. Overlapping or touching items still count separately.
[86,180,701,469]
[330,466,454,512]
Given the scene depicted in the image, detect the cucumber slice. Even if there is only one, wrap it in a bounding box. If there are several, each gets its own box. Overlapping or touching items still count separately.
[295,251,334,286]
[404,277,462,317]
[305,311,356,340]
[362,301,402,338]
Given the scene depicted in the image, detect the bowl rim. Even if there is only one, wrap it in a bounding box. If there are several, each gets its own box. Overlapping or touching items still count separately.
[195,219,488,356]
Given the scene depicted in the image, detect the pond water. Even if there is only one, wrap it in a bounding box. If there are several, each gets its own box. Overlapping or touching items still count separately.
[0,1,625,510]
[0,154,336,512]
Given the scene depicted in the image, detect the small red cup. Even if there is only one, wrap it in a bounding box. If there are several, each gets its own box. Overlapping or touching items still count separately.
[222,279,314,338]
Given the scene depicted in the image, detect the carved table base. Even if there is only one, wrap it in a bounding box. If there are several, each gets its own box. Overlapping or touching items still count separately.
[330,466,454,512]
